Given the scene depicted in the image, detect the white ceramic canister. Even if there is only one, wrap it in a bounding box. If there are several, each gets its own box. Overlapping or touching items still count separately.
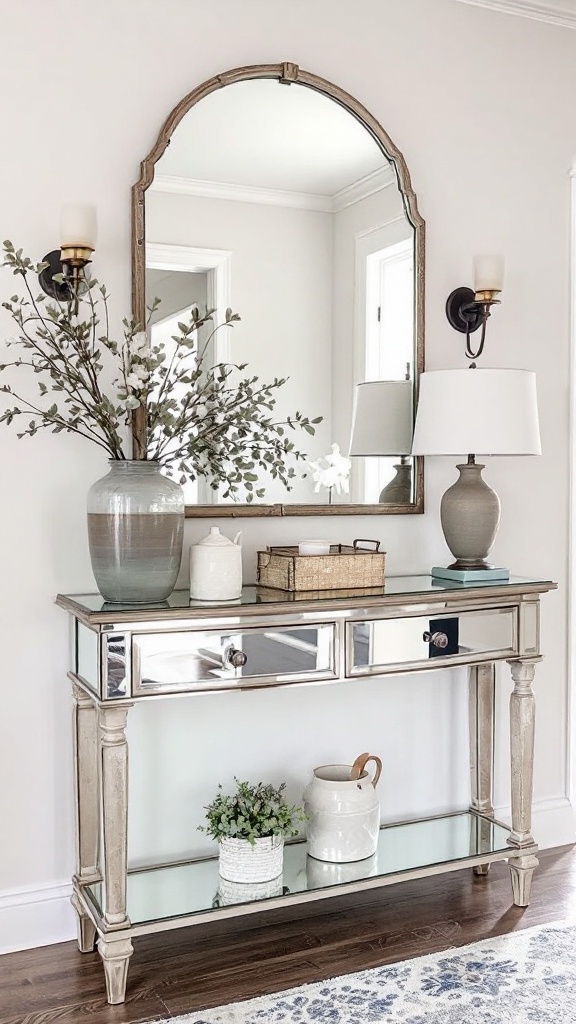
[303,752,382,863]
[189,527,242,601]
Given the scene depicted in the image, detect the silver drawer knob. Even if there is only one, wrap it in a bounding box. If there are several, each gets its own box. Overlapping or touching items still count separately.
[423,630,449,649]
[227,647,248,668]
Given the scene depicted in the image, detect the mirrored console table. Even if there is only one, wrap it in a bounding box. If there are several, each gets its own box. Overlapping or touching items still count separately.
[56,574,556,1004]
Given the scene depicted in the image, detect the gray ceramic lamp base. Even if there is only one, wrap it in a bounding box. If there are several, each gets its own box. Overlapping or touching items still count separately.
[440,461,501,570]
[379,462,412,504]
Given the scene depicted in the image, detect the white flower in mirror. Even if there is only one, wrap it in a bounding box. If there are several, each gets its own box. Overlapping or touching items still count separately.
[131,331,148,354]
[309,443,351,498]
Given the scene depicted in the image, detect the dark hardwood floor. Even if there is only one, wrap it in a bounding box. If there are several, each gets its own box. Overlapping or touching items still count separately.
[2,846,575,1024]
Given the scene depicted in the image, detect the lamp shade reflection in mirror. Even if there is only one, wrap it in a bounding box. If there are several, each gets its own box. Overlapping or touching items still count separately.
[132,64,424,516]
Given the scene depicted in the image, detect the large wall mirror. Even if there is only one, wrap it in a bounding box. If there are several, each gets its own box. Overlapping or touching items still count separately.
[132,63,424,517]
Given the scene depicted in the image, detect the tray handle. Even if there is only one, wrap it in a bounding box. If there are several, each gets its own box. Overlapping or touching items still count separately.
[353,538,381,553]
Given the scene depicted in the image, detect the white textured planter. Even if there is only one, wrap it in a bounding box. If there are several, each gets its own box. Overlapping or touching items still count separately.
[218,835,284,882]
[218,874,284,906]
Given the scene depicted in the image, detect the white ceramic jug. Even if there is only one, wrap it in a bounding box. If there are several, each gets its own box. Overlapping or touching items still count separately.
[303,752,382,863]
[189,527,242,601]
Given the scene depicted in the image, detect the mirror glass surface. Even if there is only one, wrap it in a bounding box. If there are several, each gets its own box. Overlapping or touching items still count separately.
[140,73,423,513]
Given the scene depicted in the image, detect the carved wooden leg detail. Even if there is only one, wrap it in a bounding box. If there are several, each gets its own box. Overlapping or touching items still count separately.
[508,660,537,847]
[509,853,539,907]
[469,663,495,876]
[72,682,100,886]
[98,937,134,1004]
[99,703,133,928]
[507,659,539,905]
[70,892,97,953]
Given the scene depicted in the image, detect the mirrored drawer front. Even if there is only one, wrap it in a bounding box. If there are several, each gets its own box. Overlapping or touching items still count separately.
[133,623,336,694]
[348,607,517,675]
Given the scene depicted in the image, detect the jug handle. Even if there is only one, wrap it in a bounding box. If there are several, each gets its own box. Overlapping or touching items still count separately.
[350,752,382,788]
[234,531,242,546]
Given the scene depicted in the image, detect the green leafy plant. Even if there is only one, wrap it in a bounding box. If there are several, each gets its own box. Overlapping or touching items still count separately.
[199,779,306,845]
[0,241,322,500]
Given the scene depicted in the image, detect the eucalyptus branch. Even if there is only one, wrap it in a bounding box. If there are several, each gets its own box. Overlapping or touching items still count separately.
[0,386,120,455]
[0,241,322,498]
[148,308,226,423]
[14,310,124,455]
[21,273,59,349]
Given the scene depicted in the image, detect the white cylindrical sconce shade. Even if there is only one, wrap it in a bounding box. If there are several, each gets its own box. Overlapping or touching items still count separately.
[60,203,98,248]
[473,254,504,292]
[349,380,413,457]
[411,368,541,457]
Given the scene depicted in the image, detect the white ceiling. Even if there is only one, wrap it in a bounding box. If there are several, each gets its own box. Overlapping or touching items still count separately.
[452,0,576,28]
[157,79,388,196]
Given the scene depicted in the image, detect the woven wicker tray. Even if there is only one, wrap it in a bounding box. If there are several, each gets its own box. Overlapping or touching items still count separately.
[256,539,386,592]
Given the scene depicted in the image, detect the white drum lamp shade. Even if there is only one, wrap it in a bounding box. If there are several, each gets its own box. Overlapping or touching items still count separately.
[349,380,414,504]
[411,368,541,575]
[349,380,413,457]
[411,368,541,457]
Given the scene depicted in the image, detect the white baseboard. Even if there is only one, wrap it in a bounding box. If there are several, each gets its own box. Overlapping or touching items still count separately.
[0,881,75,954]
[2,798,574,955]
[494,796,576,851]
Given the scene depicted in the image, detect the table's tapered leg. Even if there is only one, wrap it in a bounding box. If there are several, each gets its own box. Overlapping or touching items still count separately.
[71,892,97,953]
[99,703,134,1002]
[469,663,495,876]
[98,937,134,1004]
[509,853,539,906]
[71,682,100,951]
[507,659,539,907]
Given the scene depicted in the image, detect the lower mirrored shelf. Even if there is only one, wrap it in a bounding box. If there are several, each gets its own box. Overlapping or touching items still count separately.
[86,812,516,928]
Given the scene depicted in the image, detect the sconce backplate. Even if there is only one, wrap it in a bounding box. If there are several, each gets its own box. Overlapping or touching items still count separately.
[38,250,71,300]
[446,286,484,335]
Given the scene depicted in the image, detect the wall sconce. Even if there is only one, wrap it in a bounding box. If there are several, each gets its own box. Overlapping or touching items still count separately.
[38,203,97,301]
[445,255,504,361]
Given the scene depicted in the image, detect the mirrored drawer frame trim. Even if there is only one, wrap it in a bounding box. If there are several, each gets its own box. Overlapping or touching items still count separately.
[346,606,520,677]
[132,621,339,696]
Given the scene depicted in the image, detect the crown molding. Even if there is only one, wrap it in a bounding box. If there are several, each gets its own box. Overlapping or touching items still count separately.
[150,175,333,212]
[453,0,576,28]
[332,166,396,213]
[151,167,395,213]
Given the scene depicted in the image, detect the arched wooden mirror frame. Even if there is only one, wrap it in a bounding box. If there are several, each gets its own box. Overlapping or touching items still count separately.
[132,61,425,517]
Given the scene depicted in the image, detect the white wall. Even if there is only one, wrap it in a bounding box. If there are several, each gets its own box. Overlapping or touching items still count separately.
[0,0,574,953]
[147,189,334,501]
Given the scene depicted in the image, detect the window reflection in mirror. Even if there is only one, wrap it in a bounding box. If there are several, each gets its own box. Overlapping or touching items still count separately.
[142,76,421,510]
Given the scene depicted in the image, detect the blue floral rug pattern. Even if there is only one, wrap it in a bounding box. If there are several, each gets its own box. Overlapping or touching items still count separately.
[165,921,576,1023]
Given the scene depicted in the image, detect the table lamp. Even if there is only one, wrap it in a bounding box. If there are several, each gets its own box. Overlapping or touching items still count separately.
[411,367,541,581]
[349,380,413,503]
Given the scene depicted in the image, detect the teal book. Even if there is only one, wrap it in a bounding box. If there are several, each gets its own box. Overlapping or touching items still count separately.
[431,566,510,583]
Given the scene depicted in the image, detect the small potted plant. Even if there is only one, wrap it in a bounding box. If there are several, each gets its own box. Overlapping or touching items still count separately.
[200,779,305,883]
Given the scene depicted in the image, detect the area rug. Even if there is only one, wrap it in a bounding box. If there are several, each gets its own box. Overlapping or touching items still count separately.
[157,920,576,1023]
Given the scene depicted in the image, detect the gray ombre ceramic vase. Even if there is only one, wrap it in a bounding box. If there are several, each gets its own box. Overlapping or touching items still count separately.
[87,460,185,604]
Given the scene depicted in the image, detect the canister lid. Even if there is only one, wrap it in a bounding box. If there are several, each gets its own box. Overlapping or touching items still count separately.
[197,526,236,547]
